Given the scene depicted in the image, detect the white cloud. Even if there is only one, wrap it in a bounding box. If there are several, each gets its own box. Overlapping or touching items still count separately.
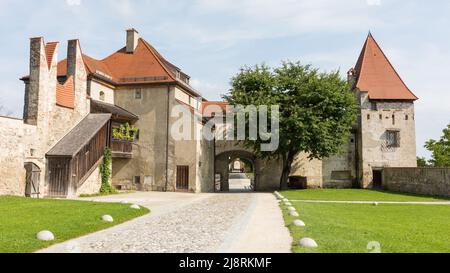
[66,0,82,6]
[190,78,228,100]
[367,0,382,6]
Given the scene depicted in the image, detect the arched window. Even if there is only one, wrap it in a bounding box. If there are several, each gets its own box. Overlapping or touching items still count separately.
[99,91,105,101]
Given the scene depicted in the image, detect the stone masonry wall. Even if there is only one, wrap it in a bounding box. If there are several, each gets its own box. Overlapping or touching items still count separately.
[0,117,28,195]
[358,92,417,188]
[383,168,450,197]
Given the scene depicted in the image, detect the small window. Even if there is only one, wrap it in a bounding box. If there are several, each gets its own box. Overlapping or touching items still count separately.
[379,114,383,120]
[392,114,396,125]
[405,115,409,121]
[134,176,141,185]
[99,91,105,101]
[135,89,142,99]
[386,130,400,148]
[371,102,378,111]
[367,114,371,120]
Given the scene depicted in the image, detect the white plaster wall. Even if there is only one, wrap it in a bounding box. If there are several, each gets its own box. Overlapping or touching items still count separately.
[89,80,115,104]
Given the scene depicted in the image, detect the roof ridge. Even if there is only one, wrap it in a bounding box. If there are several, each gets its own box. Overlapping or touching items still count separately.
[368,35,418,100]
[139,38,176,81]
[354,34,418,101]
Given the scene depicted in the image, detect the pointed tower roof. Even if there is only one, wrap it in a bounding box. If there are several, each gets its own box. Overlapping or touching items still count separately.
[354,33,418,100]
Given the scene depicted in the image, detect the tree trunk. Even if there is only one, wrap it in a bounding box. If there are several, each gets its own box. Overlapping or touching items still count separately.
[279,150,296,190]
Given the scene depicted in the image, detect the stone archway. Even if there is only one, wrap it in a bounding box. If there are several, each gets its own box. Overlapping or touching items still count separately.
[215,150,258,192]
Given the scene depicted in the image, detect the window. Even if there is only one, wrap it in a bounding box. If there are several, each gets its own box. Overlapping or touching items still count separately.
[405,115,409,121]
[386,130,400,148]
[176,166,189,191]
[99,91,105,101]
[367,114,371,120]
[379,114,383,120]
[135,89,142,99]
[371,102,378,111]
[392,114,396,125]
[134,176,141,185]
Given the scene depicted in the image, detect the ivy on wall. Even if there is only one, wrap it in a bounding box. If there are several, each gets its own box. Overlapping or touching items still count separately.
[99,147,116,194]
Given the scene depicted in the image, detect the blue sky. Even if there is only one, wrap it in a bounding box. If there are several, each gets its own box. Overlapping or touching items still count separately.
[0,0,449,158]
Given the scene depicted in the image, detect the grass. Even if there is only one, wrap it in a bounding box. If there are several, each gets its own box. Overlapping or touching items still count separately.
[0,196,149,253]
[279,190,450,253]
[79,190,135,198]
[281,189,450,202]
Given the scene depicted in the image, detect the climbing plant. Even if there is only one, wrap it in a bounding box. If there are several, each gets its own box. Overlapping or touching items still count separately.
[99,147,115,194]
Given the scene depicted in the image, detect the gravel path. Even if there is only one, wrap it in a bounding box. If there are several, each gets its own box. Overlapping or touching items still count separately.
[39,192,284,253]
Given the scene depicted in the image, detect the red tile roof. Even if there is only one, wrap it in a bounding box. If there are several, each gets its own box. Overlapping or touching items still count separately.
[101,38,175,83]
[202,101,229,117]
[354,33,418,101]
[56,76,75,109]
[53,37,201,97]
[45,42,58,69]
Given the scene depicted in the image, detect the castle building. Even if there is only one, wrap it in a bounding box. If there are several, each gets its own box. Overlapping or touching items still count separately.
[0,30,418,197]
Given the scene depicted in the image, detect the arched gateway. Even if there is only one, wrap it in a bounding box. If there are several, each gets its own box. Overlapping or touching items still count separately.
[214,140,283,192]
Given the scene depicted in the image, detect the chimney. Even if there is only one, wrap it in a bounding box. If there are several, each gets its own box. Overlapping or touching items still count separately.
[126,28,140,53]
[67,39,82,77]
[347,68,356,87]
[66,39,88,115]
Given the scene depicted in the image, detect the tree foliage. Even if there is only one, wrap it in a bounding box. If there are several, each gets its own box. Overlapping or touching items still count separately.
[225,62,357,189]
[424,123,450,167]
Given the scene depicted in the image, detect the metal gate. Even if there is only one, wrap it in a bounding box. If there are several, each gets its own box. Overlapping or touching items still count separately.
[25,162,41,198]
[176,166,189,191]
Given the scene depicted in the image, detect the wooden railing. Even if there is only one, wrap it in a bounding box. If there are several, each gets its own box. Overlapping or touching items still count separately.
[111,139,133,157]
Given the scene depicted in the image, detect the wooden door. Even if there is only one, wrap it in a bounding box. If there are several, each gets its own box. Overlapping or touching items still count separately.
[373,170,383,189]
[176,166,189,191]
[47,158,71,197]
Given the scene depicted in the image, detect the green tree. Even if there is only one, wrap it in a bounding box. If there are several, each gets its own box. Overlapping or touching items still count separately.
[425,124,450,167]
[225,62,357,189]
[417,156,429,167]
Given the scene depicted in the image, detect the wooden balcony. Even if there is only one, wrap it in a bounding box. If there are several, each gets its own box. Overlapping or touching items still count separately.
[111,139,133,159]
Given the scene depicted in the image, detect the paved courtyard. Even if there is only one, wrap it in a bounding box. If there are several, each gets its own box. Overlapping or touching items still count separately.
[38,191,292,253]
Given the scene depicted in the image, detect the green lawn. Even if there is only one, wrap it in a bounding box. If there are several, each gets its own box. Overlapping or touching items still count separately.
[281,189,450,202]
[0,196,149,253]
[280,190,450,253]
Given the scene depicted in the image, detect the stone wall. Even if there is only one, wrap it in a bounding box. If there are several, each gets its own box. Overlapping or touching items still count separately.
[383,168,450,197]
[357,92,417,188]
[76,164,102,197]
[291,153,323,188]
[322,133,357,188]
[0,117,28,195]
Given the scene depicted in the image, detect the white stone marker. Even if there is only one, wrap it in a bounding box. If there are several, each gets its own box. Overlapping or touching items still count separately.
[299,238,318,248]
[285,202,292,206]
[287,206,296,212]
[373,202,379,206]
[283,199,289,202]
[293,219,306,227]
[121,201,129,204]
[130,204,141,210]
[37,230,55,241]
[102,215,114,222]
[289,211,299,217]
